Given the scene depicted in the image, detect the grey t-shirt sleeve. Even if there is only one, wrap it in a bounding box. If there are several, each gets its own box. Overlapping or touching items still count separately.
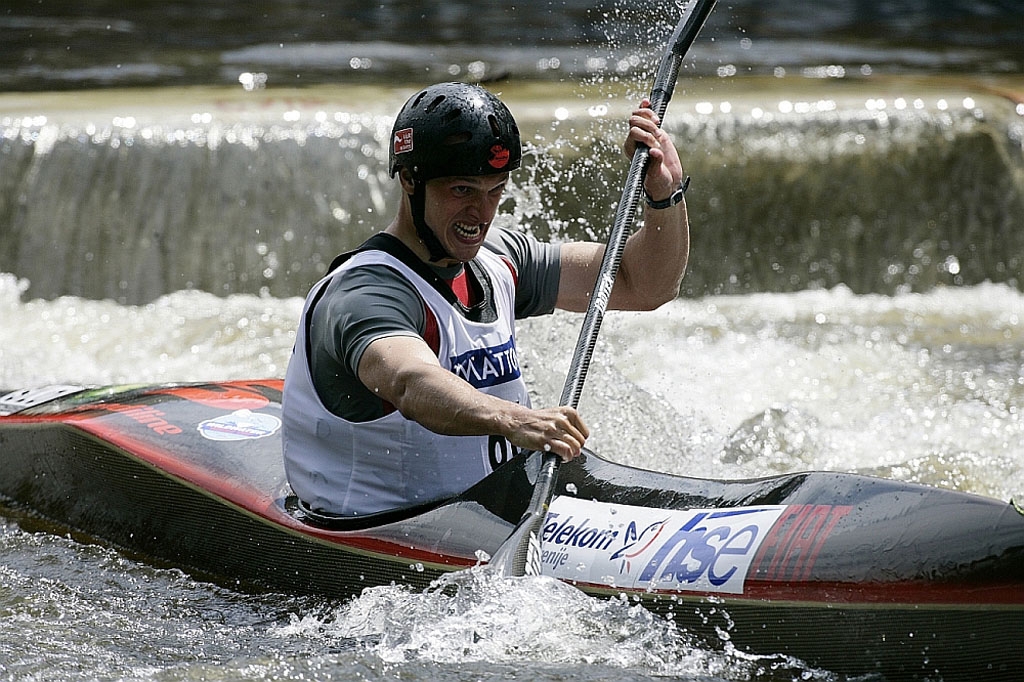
[308,266,424,420]
[483,225,562,318]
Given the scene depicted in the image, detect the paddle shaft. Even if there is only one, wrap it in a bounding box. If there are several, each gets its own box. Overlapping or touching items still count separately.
[492,0,717,577]
[560,1,715,410]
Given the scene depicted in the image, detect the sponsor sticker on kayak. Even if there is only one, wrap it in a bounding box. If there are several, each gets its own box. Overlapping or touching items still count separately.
[197,409,282,442]
[541,497,786,594]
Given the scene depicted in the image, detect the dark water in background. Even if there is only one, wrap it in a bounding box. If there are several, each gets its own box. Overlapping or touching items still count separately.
[0,0,1022,90]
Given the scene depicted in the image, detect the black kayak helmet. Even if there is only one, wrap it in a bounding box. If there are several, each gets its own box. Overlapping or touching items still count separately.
[389,82,522,182]
[388,82,522,262]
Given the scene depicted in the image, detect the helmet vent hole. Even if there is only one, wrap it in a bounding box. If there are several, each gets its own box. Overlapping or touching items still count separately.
[424,95,447,113]
[487,114,501,138]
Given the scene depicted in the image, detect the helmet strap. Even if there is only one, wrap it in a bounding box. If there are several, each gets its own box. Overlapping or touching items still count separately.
[409,180,454,263]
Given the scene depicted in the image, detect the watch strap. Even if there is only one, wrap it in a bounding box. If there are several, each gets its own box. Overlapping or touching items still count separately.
[644,176,690,209]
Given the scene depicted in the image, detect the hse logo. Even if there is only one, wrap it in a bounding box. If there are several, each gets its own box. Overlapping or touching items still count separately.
[541,498,786,594]
[448,336,521,388]
[634,508,782,590]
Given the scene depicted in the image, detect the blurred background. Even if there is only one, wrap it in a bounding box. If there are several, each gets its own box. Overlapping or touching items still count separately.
[1,0,1021,90]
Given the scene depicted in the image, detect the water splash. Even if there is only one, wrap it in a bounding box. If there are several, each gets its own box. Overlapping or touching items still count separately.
[274,566,831,681]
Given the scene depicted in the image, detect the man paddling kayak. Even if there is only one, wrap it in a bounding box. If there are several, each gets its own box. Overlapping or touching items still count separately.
[282,82,689,517]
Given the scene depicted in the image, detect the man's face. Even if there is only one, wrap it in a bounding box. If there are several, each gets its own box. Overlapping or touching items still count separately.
[423,172,509,264]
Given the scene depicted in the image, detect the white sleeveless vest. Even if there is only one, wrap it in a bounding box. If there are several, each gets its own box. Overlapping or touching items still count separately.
[282,246,531,516]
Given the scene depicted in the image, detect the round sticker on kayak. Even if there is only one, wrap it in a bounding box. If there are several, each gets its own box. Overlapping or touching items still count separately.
[197,409,281,441]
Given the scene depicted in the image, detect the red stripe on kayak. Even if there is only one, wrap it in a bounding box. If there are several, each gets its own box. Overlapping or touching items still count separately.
[68,419,478,570]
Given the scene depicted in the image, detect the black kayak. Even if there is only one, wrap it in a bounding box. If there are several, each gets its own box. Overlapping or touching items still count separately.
[1,379,1021,680]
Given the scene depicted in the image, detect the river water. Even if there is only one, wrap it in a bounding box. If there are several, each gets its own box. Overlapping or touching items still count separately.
[2,0,1021,91]
[2,1,1024,680]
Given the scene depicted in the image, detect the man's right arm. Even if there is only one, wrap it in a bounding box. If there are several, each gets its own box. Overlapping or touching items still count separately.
[357,335,589,461]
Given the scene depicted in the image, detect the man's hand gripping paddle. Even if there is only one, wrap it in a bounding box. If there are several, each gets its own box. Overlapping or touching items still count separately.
[489,0,718,578]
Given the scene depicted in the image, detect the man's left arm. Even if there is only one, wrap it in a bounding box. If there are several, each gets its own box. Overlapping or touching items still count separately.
[556,101,689,313]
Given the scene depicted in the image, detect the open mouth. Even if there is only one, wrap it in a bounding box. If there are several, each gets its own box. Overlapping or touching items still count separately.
[454,222,484,240]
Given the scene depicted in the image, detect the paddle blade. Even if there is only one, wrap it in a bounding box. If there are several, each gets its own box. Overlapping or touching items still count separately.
[488,507,544,577]
[487,453,560,577]
[488,517,542,577]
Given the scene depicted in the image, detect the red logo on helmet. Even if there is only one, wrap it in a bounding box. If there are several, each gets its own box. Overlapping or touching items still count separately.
[394,128,414,154]
[488,144,510,169]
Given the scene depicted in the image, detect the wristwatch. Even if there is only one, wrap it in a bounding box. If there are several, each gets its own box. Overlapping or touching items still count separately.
[644,176,690,209]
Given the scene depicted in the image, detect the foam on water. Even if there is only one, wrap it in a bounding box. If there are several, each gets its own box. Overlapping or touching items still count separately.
[0,272,302,387]
[601,283,1024,500]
